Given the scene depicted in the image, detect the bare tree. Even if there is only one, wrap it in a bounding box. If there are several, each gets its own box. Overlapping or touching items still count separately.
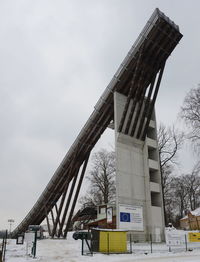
[180,85,200,153]
[80,149,116,206]
[184,164,200,210]
[161,164,174,201]
[158,123,184,169]
[164,188,177,224]
[157,123,184,224]
[172,176,189,219]
[164,163,200,226]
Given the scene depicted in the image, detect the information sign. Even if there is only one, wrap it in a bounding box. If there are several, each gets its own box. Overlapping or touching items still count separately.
[165,230,185,246]
[24,232,35,244]
[119,204,143,231]
[188,232,200,242]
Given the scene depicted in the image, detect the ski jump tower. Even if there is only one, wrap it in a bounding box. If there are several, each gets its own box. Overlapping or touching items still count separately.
[115,88,165,241]
[12,9,182,240]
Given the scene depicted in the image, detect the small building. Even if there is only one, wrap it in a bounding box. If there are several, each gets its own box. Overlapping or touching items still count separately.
[180,208,200,230]
[72,203,116,230]
[88,204,116,229]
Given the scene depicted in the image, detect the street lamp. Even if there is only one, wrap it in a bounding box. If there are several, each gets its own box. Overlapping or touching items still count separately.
[8,219,15,235]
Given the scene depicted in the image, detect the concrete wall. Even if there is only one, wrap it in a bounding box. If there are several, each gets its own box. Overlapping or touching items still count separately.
[114,92,165,241]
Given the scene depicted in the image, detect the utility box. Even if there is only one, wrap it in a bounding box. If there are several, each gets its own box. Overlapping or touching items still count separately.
[91,228,127,253]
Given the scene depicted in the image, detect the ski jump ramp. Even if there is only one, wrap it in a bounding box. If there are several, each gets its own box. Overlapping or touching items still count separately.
[12,9,182,238]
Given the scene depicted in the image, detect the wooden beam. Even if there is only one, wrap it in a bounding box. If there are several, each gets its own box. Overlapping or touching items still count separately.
[57,170,79,237]
[118,45,145,133]
[63,154,90,238]
[142,62,166,140]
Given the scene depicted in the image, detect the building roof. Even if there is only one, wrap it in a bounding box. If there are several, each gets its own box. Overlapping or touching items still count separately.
[72,206,97,222]
[91,228,127,232]
[180,207,200,220]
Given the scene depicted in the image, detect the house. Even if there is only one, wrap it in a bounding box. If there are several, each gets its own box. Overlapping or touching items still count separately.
[180,207,200,230]
[72,203,116,230]
[88,203,116,229]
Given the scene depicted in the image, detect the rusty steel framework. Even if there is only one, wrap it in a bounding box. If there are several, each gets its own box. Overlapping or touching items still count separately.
[12,8,182,238]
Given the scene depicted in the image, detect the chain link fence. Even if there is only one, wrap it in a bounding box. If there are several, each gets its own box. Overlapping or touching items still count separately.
[81,230,200,256]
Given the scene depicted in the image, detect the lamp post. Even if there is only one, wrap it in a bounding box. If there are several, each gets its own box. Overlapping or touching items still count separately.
[8,219,14,236]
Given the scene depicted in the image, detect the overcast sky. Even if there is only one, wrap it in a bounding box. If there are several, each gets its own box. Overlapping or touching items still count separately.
[0,0,200,229]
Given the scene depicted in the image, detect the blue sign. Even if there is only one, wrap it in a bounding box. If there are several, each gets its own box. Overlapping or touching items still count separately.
[120,212,130,222]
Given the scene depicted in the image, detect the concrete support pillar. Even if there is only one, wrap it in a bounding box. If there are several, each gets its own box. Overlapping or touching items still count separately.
[114,91,165,242]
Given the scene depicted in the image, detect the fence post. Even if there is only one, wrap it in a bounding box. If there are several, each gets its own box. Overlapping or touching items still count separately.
[3,230,7,261]
[90,238,93,256]
[81,239,84,255]
[2,238,5,255]
[185,234,187,252]
[150,233,153,253]
[89,229,93,256]
[130,234,132,254]
[107,233,110,255]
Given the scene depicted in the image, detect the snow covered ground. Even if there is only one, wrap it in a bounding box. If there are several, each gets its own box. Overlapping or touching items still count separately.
[4,232,200,262]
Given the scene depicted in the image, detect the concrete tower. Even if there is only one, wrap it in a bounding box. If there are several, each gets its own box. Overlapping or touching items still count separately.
[115,91,165,242]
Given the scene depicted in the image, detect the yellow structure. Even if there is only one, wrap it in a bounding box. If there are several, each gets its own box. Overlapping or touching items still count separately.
[99,230,127,253]
[188,232,200,242]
